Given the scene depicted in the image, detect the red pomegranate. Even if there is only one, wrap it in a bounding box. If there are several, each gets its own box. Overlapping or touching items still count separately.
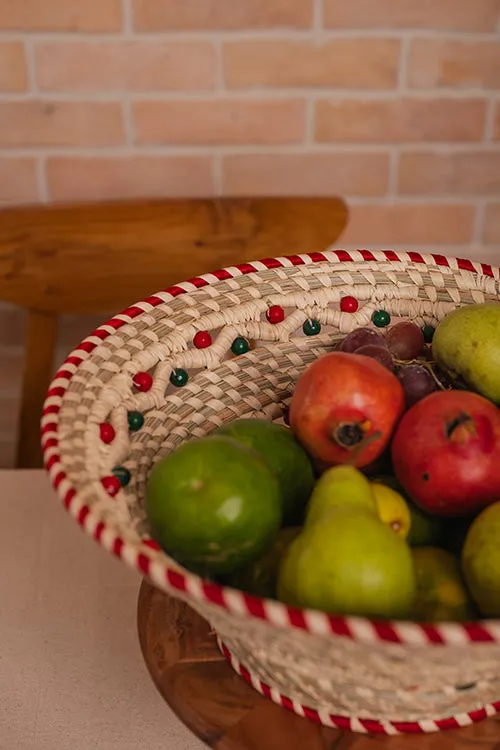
[289,352,405,469]
[392,390,500,516]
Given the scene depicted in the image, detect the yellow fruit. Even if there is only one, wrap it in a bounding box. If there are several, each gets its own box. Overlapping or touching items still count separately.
[371,482,411,539]
[305,465,377,527]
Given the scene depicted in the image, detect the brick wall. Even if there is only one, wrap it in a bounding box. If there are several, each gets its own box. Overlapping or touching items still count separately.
[0,0,499,465]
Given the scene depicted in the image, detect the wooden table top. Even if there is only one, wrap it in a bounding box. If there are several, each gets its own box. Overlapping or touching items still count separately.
[136,580,500,749]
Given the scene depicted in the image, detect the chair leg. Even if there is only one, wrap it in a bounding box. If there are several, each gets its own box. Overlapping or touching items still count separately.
[16,310,58,469]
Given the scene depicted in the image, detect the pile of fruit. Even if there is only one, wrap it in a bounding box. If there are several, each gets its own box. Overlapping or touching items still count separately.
[146,302,500,623]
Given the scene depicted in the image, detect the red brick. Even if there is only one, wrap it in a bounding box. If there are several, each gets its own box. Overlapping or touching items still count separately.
[134,99,306,145]
[399,151,500,195]
[341,203,476,245]
[315,98,486,143]
[46,156,214,202]
[324,0,500,31]
[36,41,216,92]
[408,39,500,89]
[494,105,500,140]
[222,152,390,197]
[0,158,38,204]
[133,0,313,30]
[0,43,27,92]
[484,203,500,244]
[223,39,400,89]
[0,102,124,147]
[0,0,122,31]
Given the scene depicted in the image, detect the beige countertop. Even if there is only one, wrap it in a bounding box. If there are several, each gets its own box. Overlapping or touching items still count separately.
[1,470,205,750]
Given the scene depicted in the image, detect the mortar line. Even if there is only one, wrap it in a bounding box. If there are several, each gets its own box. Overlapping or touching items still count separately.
[397,33,412,92]
[121,0,133,35]
[313,0,323,30]
[473,202,486,244]
[23,38,37,93]
[387,148,399,197]
[36,156,49,202]
[483,98,497,141]
[1,30,499,41]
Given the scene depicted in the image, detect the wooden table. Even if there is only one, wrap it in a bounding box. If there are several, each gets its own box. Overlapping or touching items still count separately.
[137,580,500,749]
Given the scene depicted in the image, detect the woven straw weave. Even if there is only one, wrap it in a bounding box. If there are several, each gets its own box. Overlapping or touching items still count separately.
[43,250,500,734]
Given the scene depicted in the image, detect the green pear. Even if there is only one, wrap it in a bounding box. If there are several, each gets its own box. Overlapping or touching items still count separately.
[462,502,500,617]
[432,303,500,404]
[305,465,377,527]
[277,507,416,619]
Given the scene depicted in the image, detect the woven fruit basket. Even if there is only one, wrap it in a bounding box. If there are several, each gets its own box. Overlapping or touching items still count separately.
[43,249,500,736]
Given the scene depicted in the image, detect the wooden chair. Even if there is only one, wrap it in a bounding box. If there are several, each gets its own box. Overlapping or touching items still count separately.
[0,197,349,469]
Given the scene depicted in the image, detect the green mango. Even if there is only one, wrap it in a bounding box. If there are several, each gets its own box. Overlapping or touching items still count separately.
[432,303,500,404]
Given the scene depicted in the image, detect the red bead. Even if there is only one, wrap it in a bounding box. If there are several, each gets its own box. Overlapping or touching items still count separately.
[340,296,359,313]
[99,423,116,444]
[266,305,285,324]
[133,371,153,392]
[101,475,121,497]
[193,330,212,349]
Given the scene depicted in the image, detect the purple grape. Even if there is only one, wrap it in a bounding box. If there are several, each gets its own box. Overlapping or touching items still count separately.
[355,345,395,371]
[397,364,438,408]
[338,327,387,353]
[386,321,425,360]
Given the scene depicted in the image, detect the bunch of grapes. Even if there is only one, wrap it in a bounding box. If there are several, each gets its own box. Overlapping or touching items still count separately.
[337,320,439,408]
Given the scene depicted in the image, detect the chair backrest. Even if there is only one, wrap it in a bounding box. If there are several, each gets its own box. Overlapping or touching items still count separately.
[0,197,349,467]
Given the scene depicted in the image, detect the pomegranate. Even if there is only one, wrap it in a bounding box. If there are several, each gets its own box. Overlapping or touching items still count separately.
[289,352,405,469]
[392,390,500,516]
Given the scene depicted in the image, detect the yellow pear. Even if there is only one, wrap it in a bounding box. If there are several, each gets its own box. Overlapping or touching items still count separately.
[305,465,377,527]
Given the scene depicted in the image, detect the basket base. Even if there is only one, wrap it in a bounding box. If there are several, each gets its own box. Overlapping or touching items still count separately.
[217,637,500,736]
[137,579,500,746]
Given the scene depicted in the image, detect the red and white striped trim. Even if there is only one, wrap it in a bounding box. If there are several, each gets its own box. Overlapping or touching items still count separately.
[217,637,500,735]
[42,250,500,647]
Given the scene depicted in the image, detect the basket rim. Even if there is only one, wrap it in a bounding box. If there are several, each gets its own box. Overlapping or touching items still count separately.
[42,248,500,647]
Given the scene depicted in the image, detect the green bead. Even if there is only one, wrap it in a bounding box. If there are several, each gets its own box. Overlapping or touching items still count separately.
[170,368,189,387]
[303,319,321,336]
[112,466,131,487]
[372,310,391,328]
[127,410,144,432]
[231,337,250,356]
[422,325,435,343]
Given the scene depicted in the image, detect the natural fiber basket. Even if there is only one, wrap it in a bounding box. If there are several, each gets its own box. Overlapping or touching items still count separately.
[43,249,500,736]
